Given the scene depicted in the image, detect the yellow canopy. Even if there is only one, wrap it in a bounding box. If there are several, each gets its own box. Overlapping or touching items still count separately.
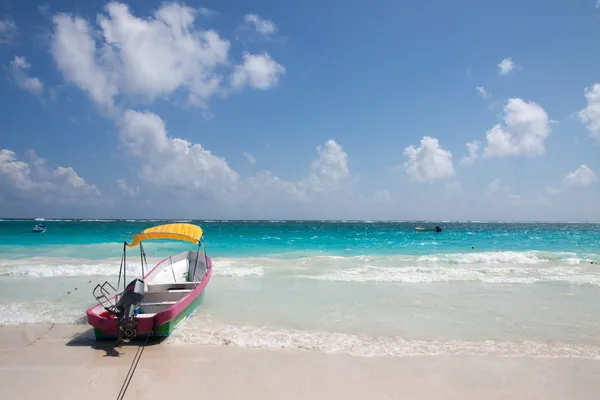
[126,223,203,247]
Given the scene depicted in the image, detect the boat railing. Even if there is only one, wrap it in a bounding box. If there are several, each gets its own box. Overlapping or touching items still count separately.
[169,256,177,282]
[92,281,118,310]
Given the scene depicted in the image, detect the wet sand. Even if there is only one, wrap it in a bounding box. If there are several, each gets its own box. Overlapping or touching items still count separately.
[0,324,599,400]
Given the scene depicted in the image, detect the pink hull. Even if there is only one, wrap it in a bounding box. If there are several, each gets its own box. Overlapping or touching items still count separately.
[86,255,212,337]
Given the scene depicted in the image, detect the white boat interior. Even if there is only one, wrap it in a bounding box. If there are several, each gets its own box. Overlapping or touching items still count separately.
[94,250,209,317]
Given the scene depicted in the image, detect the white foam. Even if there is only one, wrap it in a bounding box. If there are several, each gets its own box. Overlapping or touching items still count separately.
[1,251,598,283]
[0,302,85,325]
[415,251,586,265]
[0,258,145,278]
[167,320,600,358]
[297,265,600,285]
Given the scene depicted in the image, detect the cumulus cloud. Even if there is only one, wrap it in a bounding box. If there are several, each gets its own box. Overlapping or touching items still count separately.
[403,136,454,182]
[231,52,286,90]
[243,14,277,37]
[578,83,600,141]
[0,17,17,44]
[8,56,44,95]
[483,98,550,158]
[460,141,480,166]
[564,164,598,186]
[498,57,515,75]
[115,110,355,213]
[300,139,351,192]
[117,110,239,200]
[0,149,100,204]
[50,2,284,114]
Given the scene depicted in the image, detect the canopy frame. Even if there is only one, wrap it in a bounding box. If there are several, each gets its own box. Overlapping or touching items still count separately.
[116,223,205,294]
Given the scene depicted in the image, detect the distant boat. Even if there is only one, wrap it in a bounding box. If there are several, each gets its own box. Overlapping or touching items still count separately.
[415,225,442,232]
[32,223,47,233]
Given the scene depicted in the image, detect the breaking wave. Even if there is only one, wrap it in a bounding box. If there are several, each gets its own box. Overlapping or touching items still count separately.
[0,251,597,284]
[167,320,600,358]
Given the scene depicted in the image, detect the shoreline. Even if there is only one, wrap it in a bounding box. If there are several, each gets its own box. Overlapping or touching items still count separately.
[1,324,599,399]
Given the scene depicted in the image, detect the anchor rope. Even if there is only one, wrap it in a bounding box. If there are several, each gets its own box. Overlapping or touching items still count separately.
[116,327,153,400]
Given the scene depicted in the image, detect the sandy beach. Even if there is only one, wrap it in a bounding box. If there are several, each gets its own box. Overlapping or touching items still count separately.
[0,324,598,400]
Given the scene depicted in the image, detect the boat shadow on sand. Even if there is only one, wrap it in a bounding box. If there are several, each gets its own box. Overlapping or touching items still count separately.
[65,326,167,358]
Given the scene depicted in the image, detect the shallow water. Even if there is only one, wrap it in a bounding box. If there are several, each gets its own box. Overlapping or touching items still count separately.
[1,219,599,357]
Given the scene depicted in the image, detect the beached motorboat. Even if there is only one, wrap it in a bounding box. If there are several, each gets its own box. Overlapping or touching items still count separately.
[415,225,442,232]
[32,223,47,233]
[86,223,212,346]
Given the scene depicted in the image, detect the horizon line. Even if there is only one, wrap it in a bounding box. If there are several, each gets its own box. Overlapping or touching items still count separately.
[2,217,600,224]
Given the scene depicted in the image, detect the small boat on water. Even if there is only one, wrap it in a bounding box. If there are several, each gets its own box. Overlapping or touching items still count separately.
[415,225,442,232]
[32,223,47,233]
[86,223,212,346]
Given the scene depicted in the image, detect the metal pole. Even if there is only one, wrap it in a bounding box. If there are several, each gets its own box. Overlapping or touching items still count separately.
[140,243,145,277]
[117,246,124,300]
[203,237,209,274]
[192,239,200,283]
[123,241,127,292]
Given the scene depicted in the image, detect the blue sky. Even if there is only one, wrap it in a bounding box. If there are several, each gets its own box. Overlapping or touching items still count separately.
[1,0,600,221]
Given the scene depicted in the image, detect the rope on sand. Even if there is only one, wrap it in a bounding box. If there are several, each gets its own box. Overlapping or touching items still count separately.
[116,334,151,400]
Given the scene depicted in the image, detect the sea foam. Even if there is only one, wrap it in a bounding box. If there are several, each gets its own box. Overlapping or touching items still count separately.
[1,251,598,285]
[166,320,600,358]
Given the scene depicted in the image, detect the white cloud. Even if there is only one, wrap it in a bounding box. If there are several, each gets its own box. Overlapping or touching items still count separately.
[117,110,239,199]
[115,109,357,215]
[498,57,515,75]
[50,2,284,114]
[403,136,454,183]
[231,52,286,90]
[460,140,480,165]
[578,83,600,141]
[302,139,351,191]
[8,56,44,95]
[198,7,217,17]
[0,17,17,44]
[483,98,550,158]
[476,86,490,99]
[50,12,120,112]
[243,14,277,37]
[243,151,257,165]
[564,164,598,186]
[0,149,100,203]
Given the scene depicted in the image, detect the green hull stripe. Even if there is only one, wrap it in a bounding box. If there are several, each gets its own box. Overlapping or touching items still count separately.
[154,291,204,335]
[93,291,205,339]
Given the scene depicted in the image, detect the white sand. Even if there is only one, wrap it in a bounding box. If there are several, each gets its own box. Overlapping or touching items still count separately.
[1,324,599,400]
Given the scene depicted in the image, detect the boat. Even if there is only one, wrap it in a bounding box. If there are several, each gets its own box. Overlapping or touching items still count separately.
[86,223,212,346]
[415,225,442,232]
[32,223,47,233]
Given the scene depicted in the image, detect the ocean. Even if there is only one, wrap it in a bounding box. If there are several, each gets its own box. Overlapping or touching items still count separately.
[1,219,600,357]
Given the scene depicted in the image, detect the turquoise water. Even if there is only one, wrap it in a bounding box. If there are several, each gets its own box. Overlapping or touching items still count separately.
[1,219,600,259]
[1,219,600,357]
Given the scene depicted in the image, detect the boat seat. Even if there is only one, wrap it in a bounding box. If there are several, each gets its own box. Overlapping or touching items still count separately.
[142,290,192,302]
[141,301,177,307]
[138,301,177,314]
[148,282,198,291]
